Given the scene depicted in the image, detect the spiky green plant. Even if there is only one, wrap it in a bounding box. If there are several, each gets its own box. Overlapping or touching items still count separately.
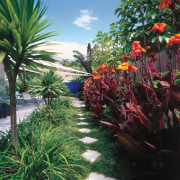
[0,0,58,151]
[0,122,84,180]
[28,71,67,107]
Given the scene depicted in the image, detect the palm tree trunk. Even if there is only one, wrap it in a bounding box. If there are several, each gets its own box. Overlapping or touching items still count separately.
[9,79,17,154]
[3,56,19,154]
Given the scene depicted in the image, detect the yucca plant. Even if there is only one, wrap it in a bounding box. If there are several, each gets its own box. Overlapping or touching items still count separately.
[0,0,58,151]
[28,71,67,107]
[0,121,84,179]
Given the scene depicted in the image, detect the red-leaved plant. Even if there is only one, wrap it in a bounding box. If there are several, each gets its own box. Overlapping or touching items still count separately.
[83,2,180,177]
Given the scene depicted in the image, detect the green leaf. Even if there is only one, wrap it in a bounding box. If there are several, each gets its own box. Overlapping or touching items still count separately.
[0,52,6,62]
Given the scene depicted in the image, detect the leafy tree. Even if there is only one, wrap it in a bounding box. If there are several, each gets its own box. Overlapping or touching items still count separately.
[0,0,57,152]
[114,0,173,53]
[91,31,111,67]
[91,30,122,68]
[28,71,67,107]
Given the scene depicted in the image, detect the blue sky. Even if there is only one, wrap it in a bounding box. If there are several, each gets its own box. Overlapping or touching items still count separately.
[38,0,120,60]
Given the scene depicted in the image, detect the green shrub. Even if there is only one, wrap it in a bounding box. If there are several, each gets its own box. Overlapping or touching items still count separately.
[28,98,73,125]
[0,121,84,179]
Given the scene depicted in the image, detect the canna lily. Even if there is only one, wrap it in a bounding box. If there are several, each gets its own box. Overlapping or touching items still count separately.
[158,0,172,9]
[88,77,92,81]
[149,52,156,57]
[87,77,92,83]
[166,34,180,46]
[111,67,116,73]
[117,62,138,72]
[93,75,102,80]
[146,46,151,50]
[103,63,108,69]
[92,71,98,76]
[97,66,102,72]
[100,68,109,74]
[121,55,130,62]
[149,52,158,62]
[130,41,146,57]
[151,23,167,33]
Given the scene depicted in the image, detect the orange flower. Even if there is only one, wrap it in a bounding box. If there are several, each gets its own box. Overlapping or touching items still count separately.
[111,67,116,73]
[166,34,180,46]
[131,41,140,51]
[93,75,102,80]
[103,63,108,69]
[97,66,102,71]
[100,68,109,74]
[92,71,98,76]
[149,52,156,57]
[121,55,130,62]
[117,62,138,72]
[158,0,172,9]
[149,52,158,62]
[88,77,92,81]
[146,46,151,50]
[83,84,87,90]
[130,41,146,57]
[151,23,167,33]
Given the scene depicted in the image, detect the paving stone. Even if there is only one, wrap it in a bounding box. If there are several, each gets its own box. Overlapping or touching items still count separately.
[82,150,101,163]
[78,113,84,116]
[79,136,98,144]
[78,128,91,133]
[77,122,89,125]
[87,172,116,180]
[78,117,86,120]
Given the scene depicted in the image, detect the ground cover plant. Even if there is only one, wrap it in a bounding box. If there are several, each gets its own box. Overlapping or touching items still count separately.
[60,107,135,180]
[0,98,85,179]
[83,1,180,179]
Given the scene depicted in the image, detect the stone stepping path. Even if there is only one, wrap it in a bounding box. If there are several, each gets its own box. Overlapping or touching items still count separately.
[87,173,116,180]
[78,117,86,120]
[78,128,91,133]
[82,150,101,163]
[79,136,98,144]
[77,122,89,125]
[75,108,116,180]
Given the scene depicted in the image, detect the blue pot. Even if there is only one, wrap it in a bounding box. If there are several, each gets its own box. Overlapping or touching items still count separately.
[64,82,83,93]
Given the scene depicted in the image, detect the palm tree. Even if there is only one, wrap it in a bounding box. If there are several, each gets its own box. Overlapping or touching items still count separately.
[28,71,67,107]
[73,50,93,74]
[0,0,57,152]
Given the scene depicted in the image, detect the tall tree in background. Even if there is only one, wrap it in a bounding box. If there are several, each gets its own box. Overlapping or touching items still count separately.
[91,31,110,67]
[73,49,93,74]
[0,0,57,153]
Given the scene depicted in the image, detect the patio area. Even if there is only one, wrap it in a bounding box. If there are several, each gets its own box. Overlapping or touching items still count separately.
[0,102,44,134]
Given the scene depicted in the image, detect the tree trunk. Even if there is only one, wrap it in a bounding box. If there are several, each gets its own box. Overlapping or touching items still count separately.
[9,79,17,154]
[3,56,19,154]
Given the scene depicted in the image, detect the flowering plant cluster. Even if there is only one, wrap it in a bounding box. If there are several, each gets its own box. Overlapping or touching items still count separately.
[83,0,180,176]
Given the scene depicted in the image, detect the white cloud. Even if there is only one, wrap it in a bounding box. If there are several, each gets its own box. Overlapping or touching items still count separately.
[36,41,87,61]
[73,9,98,30]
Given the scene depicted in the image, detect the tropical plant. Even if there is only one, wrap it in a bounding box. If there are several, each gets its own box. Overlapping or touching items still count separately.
[0,0,57,151]
[73,50,93,74]
[83,1,180,178]
[28,71,67,107]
